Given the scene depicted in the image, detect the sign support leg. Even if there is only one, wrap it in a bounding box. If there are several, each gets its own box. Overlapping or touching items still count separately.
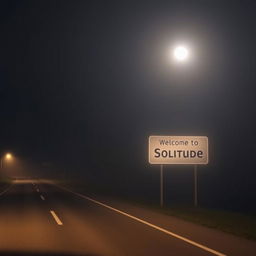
[160,164,163,208]
[194,164,198,207]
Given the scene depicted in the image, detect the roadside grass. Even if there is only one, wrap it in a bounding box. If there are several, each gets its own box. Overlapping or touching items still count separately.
[118,197,256,241]
[160,206,256,240]
[0,175,12,191]
[57,180,256,241]
[0,175,11,184]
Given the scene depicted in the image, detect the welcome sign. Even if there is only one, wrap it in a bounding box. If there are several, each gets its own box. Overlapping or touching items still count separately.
[149,136,208,165]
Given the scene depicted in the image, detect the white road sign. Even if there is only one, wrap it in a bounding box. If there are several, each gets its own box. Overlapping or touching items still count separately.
[149,136,208,165]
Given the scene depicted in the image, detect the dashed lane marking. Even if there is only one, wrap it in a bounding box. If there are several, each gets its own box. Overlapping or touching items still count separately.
[50,210,63,225]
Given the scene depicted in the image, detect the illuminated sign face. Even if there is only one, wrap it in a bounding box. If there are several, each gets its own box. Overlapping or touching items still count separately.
[149,136,208,165]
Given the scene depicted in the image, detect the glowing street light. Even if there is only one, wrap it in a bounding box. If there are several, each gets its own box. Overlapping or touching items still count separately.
[1,153,13,169]
[173,45,189,62]
[6,153,12,160]
[158,44,195,208]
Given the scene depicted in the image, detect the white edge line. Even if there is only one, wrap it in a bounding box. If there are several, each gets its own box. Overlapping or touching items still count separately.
[40,195,45,201]
[58,186,226,256]
[50,210,63,225]
[36,188,40,192]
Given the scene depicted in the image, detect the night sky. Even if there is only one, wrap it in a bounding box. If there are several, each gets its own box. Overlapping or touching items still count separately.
[1,1,256,211]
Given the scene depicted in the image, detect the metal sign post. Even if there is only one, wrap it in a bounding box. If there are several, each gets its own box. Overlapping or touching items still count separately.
[160,164,163,207]
[148,136,208,208]
[194,164,198,207]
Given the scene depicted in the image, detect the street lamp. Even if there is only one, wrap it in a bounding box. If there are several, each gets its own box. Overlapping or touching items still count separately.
[158,44,199,208]
[6,153,12,160]
[168,44,199,207]
[1,153,13,169]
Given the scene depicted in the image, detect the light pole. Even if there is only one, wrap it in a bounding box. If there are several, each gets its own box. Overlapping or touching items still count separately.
[165,45,199,207]
[1,153,13,169]
[172,45,198,207]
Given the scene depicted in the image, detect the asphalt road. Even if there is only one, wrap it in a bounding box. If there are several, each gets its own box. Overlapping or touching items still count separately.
[0,180,255,256]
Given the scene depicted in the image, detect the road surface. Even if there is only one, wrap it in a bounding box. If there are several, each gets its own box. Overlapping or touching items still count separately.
[0,179,255,256]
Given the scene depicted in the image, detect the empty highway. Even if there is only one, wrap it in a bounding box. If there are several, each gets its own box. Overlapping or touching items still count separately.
[0,180,255,256]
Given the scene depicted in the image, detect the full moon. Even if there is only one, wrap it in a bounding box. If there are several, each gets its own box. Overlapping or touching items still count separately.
[173,46,189,61]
